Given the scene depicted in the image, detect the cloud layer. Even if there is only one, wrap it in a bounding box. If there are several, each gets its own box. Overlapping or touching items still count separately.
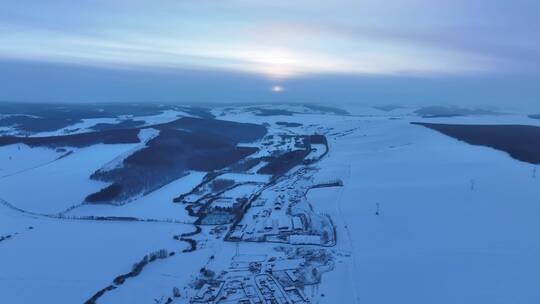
[2,0,539,78]
[1,0,539,107]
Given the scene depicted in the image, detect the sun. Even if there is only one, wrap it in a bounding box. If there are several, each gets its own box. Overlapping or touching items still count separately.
[271,85,284,93]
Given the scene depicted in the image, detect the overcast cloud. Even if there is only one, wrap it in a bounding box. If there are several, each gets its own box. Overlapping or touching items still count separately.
[1,0,539,107]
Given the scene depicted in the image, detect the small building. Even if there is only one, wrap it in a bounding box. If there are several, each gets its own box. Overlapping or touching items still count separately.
[212,197,239,209]
[193,282,224,303]
[286,270,298,282]
[289,234,322,245]
[278,218,291,231]
[264,219,273,231]
[229,229,244,240]
[292,216,303,231]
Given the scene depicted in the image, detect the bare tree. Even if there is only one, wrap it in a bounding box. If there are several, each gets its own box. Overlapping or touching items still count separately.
[173,287,181,298]
[153,296,164,304]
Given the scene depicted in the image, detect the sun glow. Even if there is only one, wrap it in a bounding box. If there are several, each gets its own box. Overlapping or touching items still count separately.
[271,85,284,92]
[238,48,303,79]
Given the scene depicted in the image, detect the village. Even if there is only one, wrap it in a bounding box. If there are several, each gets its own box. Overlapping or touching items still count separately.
[176,130,340,304]
[190,246,334,304]
[225,171,336,248]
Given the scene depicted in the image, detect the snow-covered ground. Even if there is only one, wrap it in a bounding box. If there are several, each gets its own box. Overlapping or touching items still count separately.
[31,117,122,137]
[0,205,193,304]
[308,115,540,304]
[30,109,192,137]
[0,144,63,177]
[0,143,139,214]
[1,104,540,304]
[66,171,206,221]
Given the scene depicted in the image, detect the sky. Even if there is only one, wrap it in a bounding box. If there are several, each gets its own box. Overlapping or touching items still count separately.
[1,0,539,107]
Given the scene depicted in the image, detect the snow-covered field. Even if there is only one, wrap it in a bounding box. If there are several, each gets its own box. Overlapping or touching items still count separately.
[0,144,63,177]
[309,115,540,304]
[0,205,194,303]
[0,143,139,214]
[67,171,206,221]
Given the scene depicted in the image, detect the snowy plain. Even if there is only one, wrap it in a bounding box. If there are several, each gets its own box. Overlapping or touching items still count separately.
[308,113,540,304]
